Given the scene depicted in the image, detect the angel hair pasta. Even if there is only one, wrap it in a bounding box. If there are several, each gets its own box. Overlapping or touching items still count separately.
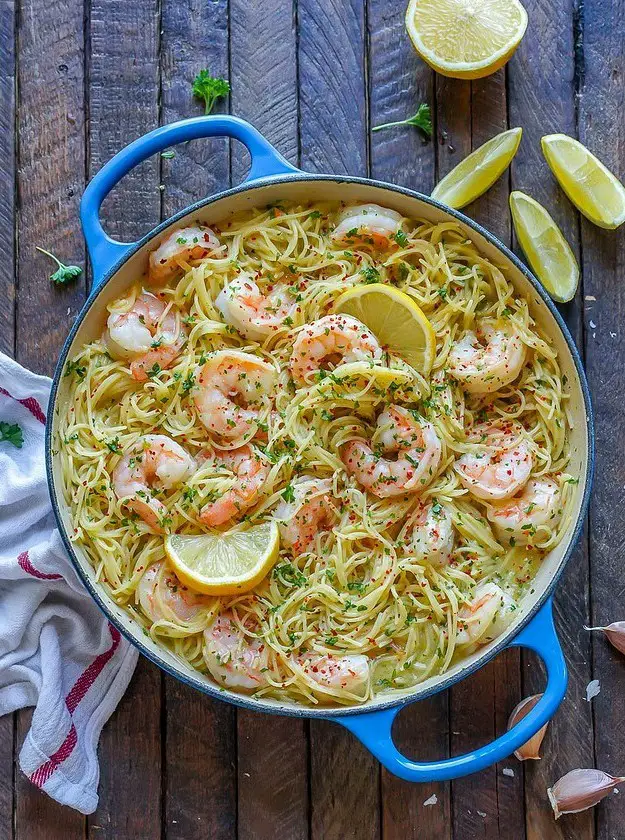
[58,201,575,707]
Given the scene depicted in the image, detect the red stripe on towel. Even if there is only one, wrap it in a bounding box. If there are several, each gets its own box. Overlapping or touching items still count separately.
[0,386,46,424]
[17,551,63,581]
[29,624,121,788]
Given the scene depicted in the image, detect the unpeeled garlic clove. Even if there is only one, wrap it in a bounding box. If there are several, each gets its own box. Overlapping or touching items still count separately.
[547,769,625,819]
[508,693,547,760]
[585,621,625,655]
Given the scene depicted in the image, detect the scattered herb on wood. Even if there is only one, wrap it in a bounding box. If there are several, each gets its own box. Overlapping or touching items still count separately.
[36,247,82,285]
[192,71,231,115]
[372,103,433,139]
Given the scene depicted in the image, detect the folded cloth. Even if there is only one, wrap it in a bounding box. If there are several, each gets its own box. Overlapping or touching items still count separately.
[0,352,138,815]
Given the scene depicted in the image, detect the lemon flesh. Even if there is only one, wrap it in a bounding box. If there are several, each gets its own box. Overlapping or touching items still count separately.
[335,284,436,375]
[405,0,528,80]
[165,521,280,595]
[431,127,522,210]
[509,191,579,304]
[541,134,625,230]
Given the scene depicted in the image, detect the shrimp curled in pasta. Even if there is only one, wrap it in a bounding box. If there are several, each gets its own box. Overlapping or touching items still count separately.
[448,320,526,394]
[342,405,442,498]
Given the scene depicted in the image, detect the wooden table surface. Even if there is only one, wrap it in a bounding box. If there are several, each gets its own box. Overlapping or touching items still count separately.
[1,0,625,837]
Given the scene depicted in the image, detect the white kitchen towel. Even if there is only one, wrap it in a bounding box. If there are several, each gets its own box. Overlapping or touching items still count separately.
[0,351,138,815]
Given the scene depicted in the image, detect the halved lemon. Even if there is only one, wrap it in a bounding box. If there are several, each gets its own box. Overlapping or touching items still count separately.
[509,191,579,303]
[165,521,280,595]
[405,0,528,80]
[541,134,625,230]
[335,284,436,375]
[431,127,522,209]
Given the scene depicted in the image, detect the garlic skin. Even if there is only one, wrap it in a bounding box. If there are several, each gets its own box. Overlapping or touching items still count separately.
[585,621,625,655]
[507,694,547,760]
[547,769,625,819]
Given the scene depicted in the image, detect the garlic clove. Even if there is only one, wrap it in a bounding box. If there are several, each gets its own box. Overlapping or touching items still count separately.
[585,621,625,655]
[508,694,547,761]
[547,769,625,819]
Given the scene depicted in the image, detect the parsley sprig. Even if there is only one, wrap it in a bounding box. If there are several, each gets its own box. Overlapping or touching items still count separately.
[192,71,230,115]
[372,103,432,139]
[0,421,23,449]
[36,247,83,285]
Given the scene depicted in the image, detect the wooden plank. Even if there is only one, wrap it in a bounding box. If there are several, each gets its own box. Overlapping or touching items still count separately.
[579,2,625,839]
[0,3,16,831]
[299,0,367,177]
[298,2,378,837]
[508,1,595,837]
[0,0,16,357]
[160,0,230,215]
[15,0,86,376]
[229,0,298,182]
[86,0,162,837]
[238,713,308,840]
[229,4,308,839]
[14,0,86,831]
[159,5,237,838]
[368,2,452,836]
[443,71,526,838]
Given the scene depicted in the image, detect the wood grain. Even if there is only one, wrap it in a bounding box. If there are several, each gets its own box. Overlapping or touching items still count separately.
[447,71,526,840]
[508,1,595,837]
[229,4,308,839]
[0,0,15,357]
[160,4,237,838]
[0,2,16,830]
[86,0,162,836]
[229,0,298,181]
[299,0,367,176]
[579,3,625,840]
[298,3,380,838]
[14,0,86,831]
[368,2,452,835]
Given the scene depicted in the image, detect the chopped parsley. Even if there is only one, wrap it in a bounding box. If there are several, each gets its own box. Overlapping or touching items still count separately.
[0,421,23,449]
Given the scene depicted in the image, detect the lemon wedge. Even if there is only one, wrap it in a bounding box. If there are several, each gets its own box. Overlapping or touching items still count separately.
[509,191,579,303]
[165,521,280,595]
[541,134,625,230]
[335,284,436,375]
[405,0,528,80]
[431,128,522,209]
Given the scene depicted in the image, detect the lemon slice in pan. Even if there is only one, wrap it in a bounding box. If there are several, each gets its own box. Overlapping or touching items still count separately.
[541,133,625,230]
[335,283,436,375]
[165,521,279,595]
[509,191,579,303]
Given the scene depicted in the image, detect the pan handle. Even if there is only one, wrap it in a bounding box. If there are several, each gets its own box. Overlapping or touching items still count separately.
[333,597,567,783]
[80,115,300,287]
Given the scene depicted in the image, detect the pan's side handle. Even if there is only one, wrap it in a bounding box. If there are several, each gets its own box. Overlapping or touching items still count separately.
[80,115,300,287]
[332,598,566,783]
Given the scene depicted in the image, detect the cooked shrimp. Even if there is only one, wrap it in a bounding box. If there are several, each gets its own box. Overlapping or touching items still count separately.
[137,560,208,623]
[274,477,338,555]
[487,477,562,546]
[456,581,517,646]
[199,445,270,526]
[455,422,533,501]
[289,314,382,385]
[406,500,454,567]
[331,203,403,248]
[342,405,442,498]
[297,654,370,696]
[215,273,297,341]
[105,290,186,381]
[203,614,270,691]
[194,350,277,444]
[448,320,526,394]
[112,434,197,532]
[149,225,221,283]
